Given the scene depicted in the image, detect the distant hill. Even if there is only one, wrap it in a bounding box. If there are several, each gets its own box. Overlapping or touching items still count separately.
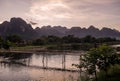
[66,25,120,39]
[0,17,38,39]
[0,17,120,39]
[35,25,68,37]
[35,25,120,39]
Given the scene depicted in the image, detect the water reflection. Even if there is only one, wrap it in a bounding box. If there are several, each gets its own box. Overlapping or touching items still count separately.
[0,52,80,81]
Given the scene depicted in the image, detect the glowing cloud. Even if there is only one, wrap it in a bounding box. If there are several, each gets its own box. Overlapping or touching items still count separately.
[27,0,71,20]
[0,0,120,30]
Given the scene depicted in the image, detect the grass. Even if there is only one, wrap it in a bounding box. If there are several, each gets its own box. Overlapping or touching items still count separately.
[9,45,45,52]
[95,64,120,81]
[107,65,120,81]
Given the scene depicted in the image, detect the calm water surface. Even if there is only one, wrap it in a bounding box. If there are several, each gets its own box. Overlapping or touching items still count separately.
[0,52,81,81]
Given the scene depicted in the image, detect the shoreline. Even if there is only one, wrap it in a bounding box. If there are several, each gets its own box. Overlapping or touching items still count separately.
[0,48,86,55]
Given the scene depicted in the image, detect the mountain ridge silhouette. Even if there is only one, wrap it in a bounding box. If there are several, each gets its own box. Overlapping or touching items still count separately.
[0,17,120,39]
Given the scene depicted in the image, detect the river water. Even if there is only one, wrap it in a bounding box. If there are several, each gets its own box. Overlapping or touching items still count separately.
[0,52,81,81]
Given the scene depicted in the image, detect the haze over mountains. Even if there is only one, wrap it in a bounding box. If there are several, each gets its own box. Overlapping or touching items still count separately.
[0,17,120,39]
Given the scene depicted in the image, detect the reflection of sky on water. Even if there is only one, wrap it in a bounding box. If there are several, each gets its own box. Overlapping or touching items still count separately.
[0,52,80,81]
[30,53,80,70]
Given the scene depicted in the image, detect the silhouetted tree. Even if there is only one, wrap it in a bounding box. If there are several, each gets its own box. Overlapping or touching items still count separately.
[82,35,96,43]
[0,36,3,49]
[6,35,23,43]
[33,38,45,45]
[2,40,11,50]
[62,35,81,43]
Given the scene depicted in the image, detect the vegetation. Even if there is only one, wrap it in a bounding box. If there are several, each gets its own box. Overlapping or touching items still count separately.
[0,34,120,51]
[32,35,120,51]
[73,44,120,81]
[95,64,120,81]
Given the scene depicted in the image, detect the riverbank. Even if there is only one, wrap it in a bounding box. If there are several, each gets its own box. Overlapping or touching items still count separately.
[0,46,86,55]
[0,45,119,55]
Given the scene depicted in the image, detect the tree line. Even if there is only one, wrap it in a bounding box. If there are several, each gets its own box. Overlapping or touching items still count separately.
[0,35,119,50]
[32,35,118,45]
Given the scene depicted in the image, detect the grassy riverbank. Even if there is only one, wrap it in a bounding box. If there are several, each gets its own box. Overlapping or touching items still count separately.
[0,45,86,56]
[94,64,120,81]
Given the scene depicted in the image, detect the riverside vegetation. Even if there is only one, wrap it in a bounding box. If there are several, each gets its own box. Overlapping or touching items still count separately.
[73,44,120,81]
[0,35,120,51]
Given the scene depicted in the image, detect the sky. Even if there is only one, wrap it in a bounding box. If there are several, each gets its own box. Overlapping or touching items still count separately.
[0,0,120,30]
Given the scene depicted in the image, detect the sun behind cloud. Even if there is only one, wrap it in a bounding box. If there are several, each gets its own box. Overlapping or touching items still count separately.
[0,0,119,30]
[26,0,71,20]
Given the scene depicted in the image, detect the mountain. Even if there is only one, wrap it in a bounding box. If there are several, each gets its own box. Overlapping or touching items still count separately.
[66,26,120,39]
[35,25,120,39]
[35,25,67,37]
[100,27,120,39]
[66,25,101,37]
[0,17,38,39]
[52,26,68,34]
[0,17,120,39]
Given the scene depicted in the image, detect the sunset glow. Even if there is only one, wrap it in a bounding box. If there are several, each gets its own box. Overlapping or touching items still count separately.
[0,0,120,30]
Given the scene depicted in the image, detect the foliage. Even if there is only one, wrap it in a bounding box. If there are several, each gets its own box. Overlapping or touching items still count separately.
[32,35,119,50]
[2,40,11,50]
[73,44,120,81]
[32,36,62,45]
[0,36,3,49]
[82,35,96,43]
[94,64,120,81]
[0,35,120,51]
[6,35,22,43]
[97,37,117,43]
[32,38,45,45]
[62,35,81,43]
[96,45,120,71]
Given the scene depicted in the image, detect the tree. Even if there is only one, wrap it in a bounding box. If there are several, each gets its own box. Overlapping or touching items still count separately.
[33,38,45,45]
[0,36,3,49]
[62,35,81,43]
[2,40,11,50]
[73,44,120,81]
[6,35,23,44]
[95,45,120,77]
[82,35,96,43]
[46,35,61,44]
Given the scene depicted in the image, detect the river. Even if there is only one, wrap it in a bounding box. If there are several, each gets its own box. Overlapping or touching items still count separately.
[0,52,82,81]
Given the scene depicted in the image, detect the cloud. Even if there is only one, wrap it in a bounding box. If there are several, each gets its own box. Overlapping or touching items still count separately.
[0,0,31,21]
[27,0,72,20]
[0,21,2,24]
[0,0,119,30]
[26,0,120,24]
